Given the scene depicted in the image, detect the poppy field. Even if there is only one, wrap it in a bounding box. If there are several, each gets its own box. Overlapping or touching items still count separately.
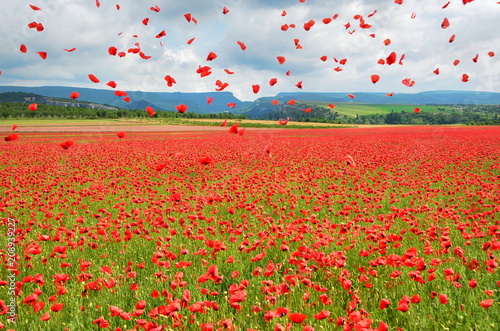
[1,126,499,331]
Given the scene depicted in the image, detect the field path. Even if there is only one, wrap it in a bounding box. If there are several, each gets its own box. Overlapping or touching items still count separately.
[0,124,234,132]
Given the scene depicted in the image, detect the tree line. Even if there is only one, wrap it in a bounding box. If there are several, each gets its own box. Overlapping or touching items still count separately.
[0,102,247,120]
[1,98,498,126]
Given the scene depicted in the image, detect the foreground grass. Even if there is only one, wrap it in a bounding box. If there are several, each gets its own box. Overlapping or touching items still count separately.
[0,127,499,331]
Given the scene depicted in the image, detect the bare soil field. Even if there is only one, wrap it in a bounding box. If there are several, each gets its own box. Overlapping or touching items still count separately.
[0,118,430,133]
[1,124,230,132]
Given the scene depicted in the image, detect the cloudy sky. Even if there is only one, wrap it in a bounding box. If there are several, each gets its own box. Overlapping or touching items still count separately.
[0,0,498,101]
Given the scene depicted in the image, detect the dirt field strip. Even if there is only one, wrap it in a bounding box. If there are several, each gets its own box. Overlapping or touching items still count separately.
[0,125,234,132]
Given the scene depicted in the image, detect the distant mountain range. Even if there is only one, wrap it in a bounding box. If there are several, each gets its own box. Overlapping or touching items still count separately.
[0,86,499,117]
[0,86,247,114]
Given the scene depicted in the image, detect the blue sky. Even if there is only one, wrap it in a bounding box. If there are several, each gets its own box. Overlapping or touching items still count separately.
[0,0,498,101]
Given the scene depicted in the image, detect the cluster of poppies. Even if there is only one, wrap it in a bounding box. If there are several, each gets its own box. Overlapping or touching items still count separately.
[1,126,499,330]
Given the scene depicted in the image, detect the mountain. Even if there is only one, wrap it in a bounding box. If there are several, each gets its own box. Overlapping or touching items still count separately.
[0,86,247,114]
[1,86,499,117]
[273,91,500,105]
[0,91,118,110]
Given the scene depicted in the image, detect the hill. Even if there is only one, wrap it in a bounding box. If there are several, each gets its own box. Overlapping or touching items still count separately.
[0,86,247,114]
[0,91,118,110]
[0,86,499,118]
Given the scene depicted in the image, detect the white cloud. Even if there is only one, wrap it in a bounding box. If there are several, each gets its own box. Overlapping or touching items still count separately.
[0,0,498,101]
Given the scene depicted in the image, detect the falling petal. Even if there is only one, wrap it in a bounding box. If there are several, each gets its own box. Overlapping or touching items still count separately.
[37,51,47,60]
[88,74,100,83]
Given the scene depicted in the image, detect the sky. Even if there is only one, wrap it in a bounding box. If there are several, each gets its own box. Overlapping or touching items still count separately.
[0,0,498,101]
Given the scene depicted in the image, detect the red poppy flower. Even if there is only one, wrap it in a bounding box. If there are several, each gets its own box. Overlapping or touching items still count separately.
[402,78,415,87]
[397,303,409,312]
[345,155,356,168]
[146,106,156,117]
[176,104,187,113]
[288,313,307,323]
[165,75,176,87]
[51,303,64,312]
[411,294,421,304]
[228,122,239,134]
[314,310,330,320]
[386,52,397,65]
[4,134,17,142]
[60,140,74,150]
[379,321,389,331]
[93,316,110,328]
[380,299,390,310]
[199,154,214,165]
[480,299,493,309]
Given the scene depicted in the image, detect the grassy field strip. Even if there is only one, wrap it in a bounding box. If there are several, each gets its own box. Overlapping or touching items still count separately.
[303,101,457,117]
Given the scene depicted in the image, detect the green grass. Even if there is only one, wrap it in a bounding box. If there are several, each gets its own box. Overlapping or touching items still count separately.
[160,119,354,129]
[301,101,457,117]
[0,117,354,130]
[0,118,350,129]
